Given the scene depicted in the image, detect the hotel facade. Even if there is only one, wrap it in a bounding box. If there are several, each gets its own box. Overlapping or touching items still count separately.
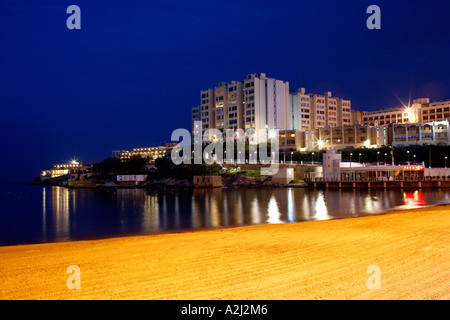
[112,143,176,162]
[192,73,351,145]
[361,98,450,126]
[191,74,450,152]
[289,88,352,131]
[192,73,290,144]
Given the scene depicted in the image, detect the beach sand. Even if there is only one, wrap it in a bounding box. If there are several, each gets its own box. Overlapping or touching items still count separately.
[0,205,449,300]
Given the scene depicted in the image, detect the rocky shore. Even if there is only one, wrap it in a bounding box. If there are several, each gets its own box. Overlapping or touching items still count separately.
[34,175,307,189]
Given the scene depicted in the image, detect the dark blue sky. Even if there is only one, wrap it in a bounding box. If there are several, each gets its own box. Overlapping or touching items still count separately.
[1,0,449,182]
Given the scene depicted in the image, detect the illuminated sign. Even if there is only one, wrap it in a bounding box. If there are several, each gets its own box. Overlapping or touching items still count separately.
[402,166,423,171]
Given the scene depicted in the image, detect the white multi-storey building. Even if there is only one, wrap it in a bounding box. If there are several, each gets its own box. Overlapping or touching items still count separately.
[243,73,290,142]
[192,73,290,144]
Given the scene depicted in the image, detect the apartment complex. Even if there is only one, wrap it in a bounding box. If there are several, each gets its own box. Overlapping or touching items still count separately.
[243,73,290,135]
[361,98,450,126]
[289,88,352,132]
[192,73,290,144]
[191,73,450,151]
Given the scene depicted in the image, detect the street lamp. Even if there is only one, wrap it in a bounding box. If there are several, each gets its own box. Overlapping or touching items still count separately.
[349,153,353,181]
[413,154,416,164]
[377,151,380,166]
[291,152,294,164]
[359,153,362,163]
[312,152,314,165]
[384,153,387,166]
[445,156,448,169]
[407,150,410,165]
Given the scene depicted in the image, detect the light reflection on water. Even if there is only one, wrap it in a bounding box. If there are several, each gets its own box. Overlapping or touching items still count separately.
[1,184,450,246]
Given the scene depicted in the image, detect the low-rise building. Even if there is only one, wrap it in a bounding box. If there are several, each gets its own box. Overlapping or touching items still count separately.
[40,161,92,180]
[113,143,176,162]
[311,122,387,150]
[193,176,222,188]
[279,130,304,151]
[388,120,450,147]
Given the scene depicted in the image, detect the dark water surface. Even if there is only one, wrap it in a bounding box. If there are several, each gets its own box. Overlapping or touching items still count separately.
[1,183,449,246]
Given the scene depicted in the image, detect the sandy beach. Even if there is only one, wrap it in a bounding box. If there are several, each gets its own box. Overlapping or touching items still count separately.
[0,204,449,300]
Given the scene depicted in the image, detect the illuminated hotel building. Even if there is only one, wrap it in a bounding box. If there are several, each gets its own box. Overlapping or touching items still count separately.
[113,143,176,162]
[311,123,386,150]
[39,161,92,179]
[192,73,290,144]
[361,98,450,126]
[277,123,386,152]
[214,80,244,134]
[420,99,450,122]
[243,73,290,142]
[289,88,352,131]
[388,120,450,147]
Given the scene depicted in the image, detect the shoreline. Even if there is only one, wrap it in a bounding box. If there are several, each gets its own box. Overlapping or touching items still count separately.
[1,203,449,299]
[0,202,444,249]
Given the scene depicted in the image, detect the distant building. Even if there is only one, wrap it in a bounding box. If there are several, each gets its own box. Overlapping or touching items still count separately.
[388,120,450,147]
[192,73,290,144]
[351,110,366,124]
[113,143,176,162]
[277,123,387,152]
[271,168,295,185]
[322,149,342,182]
[40,161,92,180]
[289,88,352,132]
[279,130,304,151]
[193,176,222,188]
[311,122,387,150]
[361,98,450,127]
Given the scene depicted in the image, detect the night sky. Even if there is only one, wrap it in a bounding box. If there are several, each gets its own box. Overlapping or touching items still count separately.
[1,0,449,182]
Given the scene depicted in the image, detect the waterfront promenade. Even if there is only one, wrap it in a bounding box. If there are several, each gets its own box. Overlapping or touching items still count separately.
[309,180,450,190]
[1,204,449,300]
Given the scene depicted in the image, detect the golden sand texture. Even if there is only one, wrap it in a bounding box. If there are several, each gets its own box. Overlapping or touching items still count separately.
[0,205,449,300]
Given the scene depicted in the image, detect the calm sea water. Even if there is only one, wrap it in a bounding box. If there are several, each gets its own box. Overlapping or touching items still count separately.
[1,183,449,246]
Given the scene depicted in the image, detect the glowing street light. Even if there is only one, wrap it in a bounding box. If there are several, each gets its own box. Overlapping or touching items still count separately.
[312,152,314,165]
[445,156,448,169]
[407,150,410,165]
[377,151,380,166]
